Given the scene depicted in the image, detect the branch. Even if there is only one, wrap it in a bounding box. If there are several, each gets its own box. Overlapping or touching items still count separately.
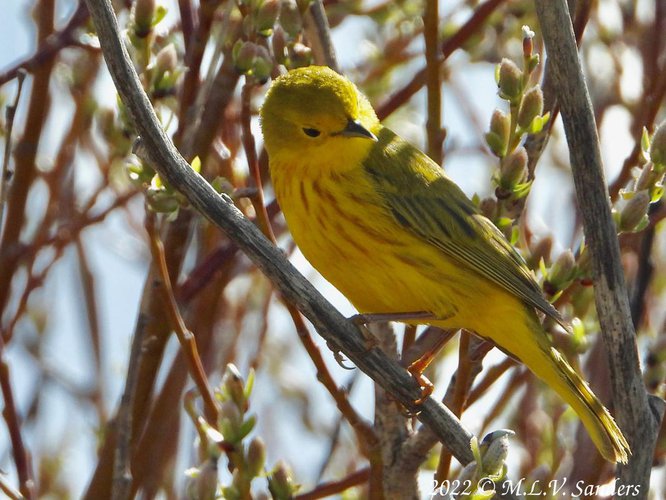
[305,0,339,72]
[534,0,664,493]
[84,0,475,465]
[423,0,443,164]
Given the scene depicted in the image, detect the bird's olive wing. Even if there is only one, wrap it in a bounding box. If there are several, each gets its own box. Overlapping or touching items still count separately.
[363,128,566,327]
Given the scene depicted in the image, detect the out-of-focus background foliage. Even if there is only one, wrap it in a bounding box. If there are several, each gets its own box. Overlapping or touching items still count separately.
[1,0,665,498]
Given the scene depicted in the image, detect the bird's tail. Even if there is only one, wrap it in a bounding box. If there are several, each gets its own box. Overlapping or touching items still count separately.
[494,313,631,464]
[538,346,630,464]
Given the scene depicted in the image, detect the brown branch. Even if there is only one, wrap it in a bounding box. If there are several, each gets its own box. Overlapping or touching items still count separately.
[376,0,507,121]
[294,467,370,500]
[85,0,476,466]
[305,0,339,72]
[0,474,22,500]
[0,2,89,86]
[423,0,443,164]
[0,0,56,324]
[241,81,276,242]
[0,70,26,231]
[0,334,34,499]
[144,211,219,424]
[535,0,665,493]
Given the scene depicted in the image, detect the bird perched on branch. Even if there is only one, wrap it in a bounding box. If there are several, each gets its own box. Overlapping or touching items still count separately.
[260,65,629,464]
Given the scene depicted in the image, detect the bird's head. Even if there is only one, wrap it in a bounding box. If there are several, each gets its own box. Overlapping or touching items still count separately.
[260,66,379,169]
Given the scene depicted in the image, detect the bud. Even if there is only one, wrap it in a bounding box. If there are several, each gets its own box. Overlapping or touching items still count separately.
[548,250,576,289]
[155,43,177,74]
[133,0,156,38]
[479,197,497,220]
[530,236,553,268]
[518,86,544,130]
[149,189,182,213]
[223,364,247,409]
[522,25,535,58]
[252,45,273,83]
[635,163,656,191]
[486,109,510,157]
[246,437,266,477]
[268,461,297,499]
[500,147,528,188]
[280,0,302,38]
[233,41,258,73]
[497,58,524,103]
[650,120,666,167]
[272,25,288,63]
[619,190,650,232]
[479,429,513,476]
[188,459,218,500]
[218,401,243,436]
[256,0,280,36]
[287,42,312,69]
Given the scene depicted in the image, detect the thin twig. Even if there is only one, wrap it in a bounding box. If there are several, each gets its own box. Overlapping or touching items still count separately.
[535,0,665,492]
[0,70,27,239]
[111,303,148,500]
[145,211,219,424]
[423,0,443,164]
[377,0,507,120]
[0,1,89,86]
[294,467,370,500]
[0,334,34,499]
[241,80,276,242]
[0,474,22,500]
[306,0,339,72]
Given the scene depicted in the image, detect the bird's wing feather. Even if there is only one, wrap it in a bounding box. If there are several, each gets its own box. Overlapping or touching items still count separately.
[363,127,566,327]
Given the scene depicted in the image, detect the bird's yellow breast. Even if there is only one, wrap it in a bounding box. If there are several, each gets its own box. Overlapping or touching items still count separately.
[271,158,495,327]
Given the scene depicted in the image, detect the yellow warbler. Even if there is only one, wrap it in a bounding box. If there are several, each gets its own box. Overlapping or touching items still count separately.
[260,65,629,464]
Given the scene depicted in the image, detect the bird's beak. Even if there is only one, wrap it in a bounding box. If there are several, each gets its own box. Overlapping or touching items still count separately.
[337,119,378,141]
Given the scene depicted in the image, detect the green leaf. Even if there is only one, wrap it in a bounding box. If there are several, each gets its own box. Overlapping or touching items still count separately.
[152,5,168,27]
[191,156,202,174]
[641,126,651,156]
[238,415,257,441]
[650,184,664,202]
[244,368,256,400]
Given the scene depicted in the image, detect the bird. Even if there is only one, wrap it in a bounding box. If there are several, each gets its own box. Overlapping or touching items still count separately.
[259,65,630,464]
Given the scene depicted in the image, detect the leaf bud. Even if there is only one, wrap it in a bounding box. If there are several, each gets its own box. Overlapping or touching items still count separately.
[497,58,524,103]
[500,147,528,188]
[246,437,266,477]
[522,25,535,58]
[548,250,576,289]
[252,45,273,83]
[649,120,666,167]
[271,25,288,63]
[479,197,497,220]
[279,0,302,38]
[133,0,156,38]
[223,364,247,409]
[518,86,544,130]
[619,190,650,232]
[187,459,218,500]
[256,0,280,36]
[480,429,513,477]
[155,43,177,74]
[233,41,258,73]
[486,109,510,157]
[268,461,298,499]
[287,42,312,69]
[528,236,553,268]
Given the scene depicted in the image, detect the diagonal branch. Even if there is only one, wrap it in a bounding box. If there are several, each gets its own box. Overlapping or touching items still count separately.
[84,0,476,466]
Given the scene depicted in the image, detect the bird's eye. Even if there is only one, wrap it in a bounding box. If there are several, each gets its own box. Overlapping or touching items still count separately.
[303,127,321,138]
